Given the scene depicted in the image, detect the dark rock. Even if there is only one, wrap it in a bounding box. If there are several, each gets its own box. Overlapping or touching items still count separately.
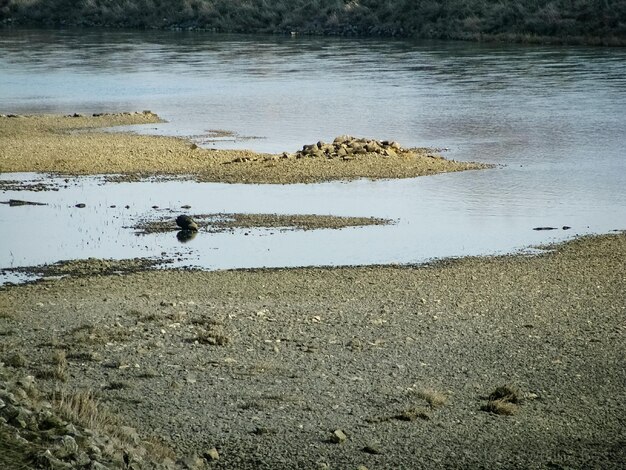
[176,215,199,231]
[562,226,571,230]
[75,203,86,208]
[2,199,47,206]
[362,444,382,455]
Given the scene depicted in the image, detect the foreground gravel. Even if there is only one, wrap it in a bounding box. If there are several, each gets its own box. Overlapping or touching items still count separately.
[0,233,624,469]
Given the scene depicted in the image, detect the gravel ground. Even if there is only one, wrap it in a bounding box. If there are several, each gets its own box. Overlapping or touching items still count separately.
[1,233,624,469]
[0,113,487,183]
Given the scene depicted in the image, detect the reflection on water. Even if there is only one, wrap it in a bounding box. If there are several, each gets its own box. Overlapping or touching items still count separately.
[177,230,198,243]
[0,30,625,283]
[0,172,623,285]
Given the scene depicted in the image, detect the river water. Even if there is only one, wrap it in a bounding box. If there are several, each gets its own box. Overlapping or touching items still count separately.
[1,29,625,283]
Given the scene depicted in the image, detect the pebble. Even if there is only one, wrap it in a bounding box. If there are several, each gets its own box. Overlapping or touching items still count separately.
[331,429,347,443]
[181,454,205,469]
[60,435,79,456]
[362,444,382,455]
[204,447,220,461]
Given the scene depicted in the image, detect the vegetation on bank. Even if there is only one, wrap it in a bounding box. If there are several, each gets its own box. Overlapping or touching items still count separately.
[1,0,625,45]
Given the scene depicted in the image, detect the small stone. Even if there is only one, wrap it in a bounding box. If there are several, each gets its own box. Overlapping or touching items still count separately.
[14,387,28,400]
[64,424,80,436]
[87,444,102,458]
[75,451,91,466]
[334,135,353,144]
[91,462,109,470]
[365,142,380,152]
[17,375,36,388]
[60,435,79,456]
[39,410,66,429]
[181,454,205,469]
[40,449,72,469]
[204,447,220,461]
[0,390,18,404]
[331,429,347,443]
[362,444,382,455]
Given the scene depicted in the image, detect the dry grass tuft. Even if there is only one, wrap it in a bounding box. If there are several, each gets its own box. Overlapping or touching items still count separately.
[416,388,447,407]
[394,407,431,421]
[53,349,68,380]
[105,380,131,390]
[481,399,518,415]
[195,327,230,346]
[54,389,119,432]
[481,385,521,415]
[488,385,520,403]
[69,323,129,344]
[144,436,176,461]
[4,352,27,368]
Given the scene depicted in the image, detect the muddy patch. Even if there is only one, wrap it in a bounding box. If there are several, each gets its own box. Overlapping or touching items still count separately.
[133,212,394,235]
[0,257,168,286]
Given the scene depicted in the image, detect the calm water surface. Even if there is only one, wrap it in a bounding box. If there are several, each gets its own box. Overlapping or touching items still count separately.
[1,29,625,283]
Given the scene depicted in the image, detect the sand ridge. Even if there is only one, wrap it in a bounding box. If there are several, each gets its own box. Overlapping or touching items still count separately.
[0,112,488,184]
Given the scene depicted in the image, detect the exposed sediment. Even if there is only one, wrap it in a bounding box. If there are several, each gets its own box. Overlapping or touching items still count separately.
[134,212,393,235]
[0,113,489,184]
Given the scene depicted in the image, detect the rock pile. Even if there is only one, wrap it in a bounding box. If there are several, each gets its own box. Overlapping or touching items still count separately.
[0,366,176,469]
[291,136,406,160]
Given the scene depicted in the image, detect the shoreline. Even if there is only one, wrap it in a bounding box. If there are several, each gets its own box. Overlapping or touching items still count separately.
[1,232,624,468]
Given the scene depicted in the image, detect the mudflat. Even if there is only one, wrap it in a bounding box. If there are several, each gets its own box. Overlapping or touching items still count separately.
[1,233,624,469]
[0,113,488,183]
